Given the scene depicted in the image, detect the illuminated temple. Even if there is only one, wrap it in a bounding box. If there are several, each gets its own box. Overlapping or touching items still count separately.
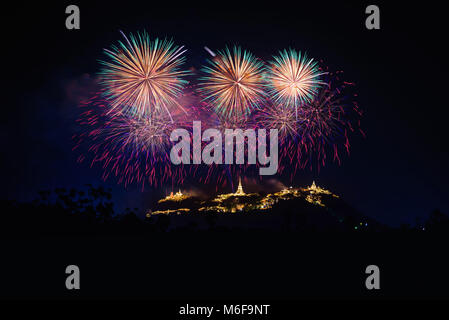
[148,180,339,216]
[147,189,191,216]
[236,178,245,195]
[158,189,189,203]
[301,181,338,207]
[198,177,257,213]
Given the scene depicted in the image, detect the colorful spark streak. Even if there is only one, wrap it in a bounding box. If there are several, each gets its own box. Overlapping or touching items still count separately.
[266,49,326,118]
[256,103,299,139]
[99,31,190,121]
[199,46,266,121]
[257,70,363,177]
[73,96,191,188]
[74,32,364,189]
[297,72,363,172]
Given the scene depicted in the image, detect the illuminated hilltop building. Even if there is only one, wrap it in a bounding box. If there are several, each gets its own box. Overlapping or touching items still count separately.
[200,177,262,213]
[149,189,191,215]
[302,181,338,207]
[236,177,245,195]
[273,186,301,198]
[158,189,190,203]
[214,177,248,201]
[304,181,332,195]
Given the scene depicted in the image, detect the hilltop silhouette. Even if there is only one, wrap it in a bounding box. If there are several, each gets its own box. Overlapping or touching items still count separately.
[1,183,446,236]
[2,184,449,300]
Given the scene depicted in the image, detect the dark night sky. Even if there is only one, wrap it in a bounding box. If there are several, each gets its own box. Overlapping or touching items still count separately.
[2,1,448,226]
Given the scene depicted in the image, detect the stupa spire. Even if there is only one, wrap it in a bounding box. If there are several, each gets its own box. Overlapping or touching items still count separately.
[236,177,245,195]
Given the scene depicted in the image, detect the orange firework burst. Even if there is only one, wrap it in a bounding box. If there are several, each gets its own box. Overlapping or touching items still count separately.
[99,31,190,121]
[198,46,267,121]
[266,49,326,118]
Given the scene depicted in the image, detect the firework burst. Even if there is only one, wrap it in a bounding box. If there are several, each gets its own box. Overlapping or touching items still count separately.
[74,35,364,189]
[99,31,190,121]
[73,96,191,188]
[257,69,363,176]
[256,103,299,139]
[296,71,363,169]
[198,46,266,121]
[108,115,173,154]
[266,49,325,118]
[254,103,302,177]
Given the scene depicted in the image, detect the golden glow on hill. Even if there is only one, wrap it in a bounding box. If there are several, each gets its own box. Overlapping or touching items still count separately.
[148,189,191,216]
[158,189,190,203]
[212,178,255,201]
[148,179,339,216]
[303,181,332,195]
[150,208,190,216]
[301,181,339,207]
[199,178,259,213]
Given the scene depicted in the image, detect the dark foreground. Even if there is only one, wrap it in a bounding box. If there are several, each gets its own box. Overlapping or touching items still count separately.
[1,186,448,300]
[2,231,449,300]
